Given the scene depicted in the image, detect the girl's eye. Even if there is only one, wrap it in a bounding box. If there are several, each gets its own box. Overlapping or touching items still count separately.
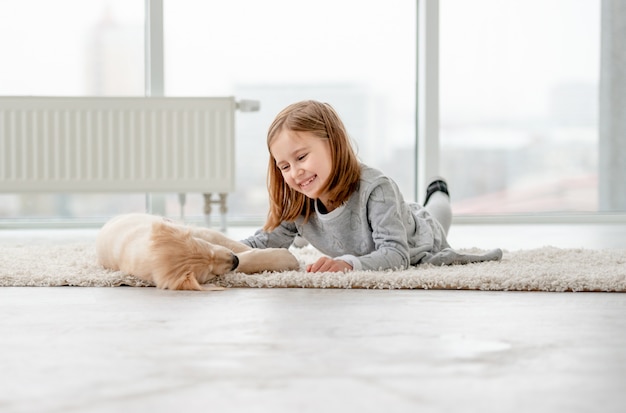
[280,165,290,171]
[297,154,307,161]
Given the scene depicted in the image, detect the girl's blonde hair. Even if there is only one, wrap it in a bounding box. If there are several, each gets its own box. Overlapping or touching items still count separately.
[263,100,361,231]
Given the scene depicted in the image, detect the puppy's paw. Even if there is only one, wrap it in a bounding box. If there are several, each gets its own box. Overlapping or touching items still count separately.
[236,248,301,273]
[271,248,300,271]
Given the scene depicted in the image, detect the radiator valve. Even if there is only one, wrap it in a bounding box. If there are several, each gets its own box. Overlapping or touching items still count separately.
[236,99,260,112]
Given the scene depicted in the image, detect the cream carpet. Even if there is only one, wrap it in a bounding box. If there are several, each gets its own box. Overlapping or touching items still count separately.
[1,242,625,292]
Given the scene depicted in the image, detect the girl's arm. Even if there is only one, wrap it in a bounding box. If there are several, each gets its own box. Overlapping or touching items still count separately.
[240,220,298,249]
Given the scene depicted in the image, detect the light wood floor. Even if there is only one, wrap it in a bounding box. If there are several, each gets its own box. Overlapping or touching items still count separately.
[0,223,625,413]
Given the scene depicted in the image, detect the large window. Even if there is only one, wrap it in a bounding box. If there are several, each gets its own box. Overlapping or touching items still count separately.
[439,0,600,215]
[0,0,416,224]
[4,1,616,225]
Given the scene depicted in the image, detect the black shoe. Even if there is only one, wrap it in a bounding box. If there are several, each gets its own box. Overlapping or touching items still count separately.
[424,178,449,206]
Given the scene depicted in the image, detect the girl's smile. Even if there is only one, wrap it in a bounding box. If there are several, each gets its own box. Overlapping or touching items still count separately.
[297,175,316,189]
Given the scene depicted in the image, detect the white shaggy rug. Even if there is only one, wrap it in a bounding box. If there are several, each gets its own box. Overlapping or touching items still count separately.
[1,242,625,292]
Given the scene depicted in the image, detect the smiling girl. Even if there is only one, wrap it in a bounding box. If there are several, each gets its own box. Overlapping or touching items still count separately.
[241,100,502,272]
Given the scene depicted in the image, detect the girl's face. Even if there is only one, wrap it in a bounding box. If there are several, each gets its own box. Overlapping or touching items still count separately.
[270,129,334,208]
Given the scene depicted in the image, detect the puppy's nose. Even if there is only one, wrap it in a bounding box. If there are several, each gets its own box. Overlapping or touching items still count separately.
[230,253,239,271]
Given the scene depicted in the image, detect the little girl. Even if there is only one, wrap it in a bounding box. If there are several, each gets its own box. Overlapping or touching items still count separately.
[241,100,502,272]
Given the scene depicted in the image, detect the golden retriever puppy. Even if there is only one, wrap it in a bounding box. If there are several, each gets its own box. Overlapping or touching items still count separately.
[96,213,300,291]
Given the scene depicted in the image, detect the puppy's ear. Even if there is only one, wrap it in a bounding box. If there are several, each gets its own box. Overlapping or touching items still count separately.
[170,271,203,291]
[151,220,185,242]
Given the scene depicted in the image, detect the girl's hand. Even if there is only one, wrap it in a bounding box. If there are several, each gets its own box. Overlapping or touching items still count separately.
[306,257,353,273]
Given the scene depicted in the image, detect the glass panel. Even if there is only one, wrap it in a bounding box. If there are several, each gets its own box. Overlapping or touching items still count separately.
[440,0,600,215]
[164,0,417,221]
[0,0,144,96]
[0,0,144,221]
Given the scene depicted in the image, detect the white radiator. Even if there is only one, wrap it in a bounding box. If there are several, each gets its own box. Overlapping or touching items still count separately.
[0,96,257,227]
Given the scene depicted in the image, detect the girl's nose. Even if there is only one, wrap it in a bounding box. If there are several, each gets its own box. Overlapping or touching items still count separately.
[292,166,303,179]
